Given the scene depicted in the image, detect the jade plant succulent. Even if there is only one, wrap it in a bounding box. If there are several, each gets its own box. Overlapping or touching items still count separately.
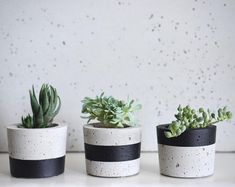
[81,93,141,128]
[19,84,61,128]
[164,105,232,138]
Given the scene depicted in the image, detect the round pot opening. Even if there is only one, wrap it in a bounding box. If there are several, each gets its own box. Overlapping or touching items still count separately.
[17,123,59,129]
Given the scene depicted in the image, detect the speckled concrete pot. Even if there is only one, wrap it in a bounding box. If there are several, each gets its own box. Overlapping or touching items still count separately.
[83,123,141,177]
[7,124,67,178]
[157,124,216,178]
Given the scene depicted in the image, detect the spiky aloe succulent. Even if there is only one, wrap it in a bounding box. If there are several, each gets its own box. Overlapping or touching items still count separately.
[164,105,232,138]
[81,93,141,128]
[19,84,61,128]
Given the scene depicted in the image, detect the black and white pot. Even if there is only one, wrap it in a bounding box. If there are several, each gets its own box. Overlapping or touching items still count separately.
[7,124,67,178]
[83,123,141,177]
[157,124,216,178]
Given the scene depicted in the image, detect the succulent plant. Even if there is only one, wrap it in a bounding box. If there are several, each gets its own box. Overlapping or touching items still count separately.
[164,105,232,138]
[81,93,141,128]
[19,84,61,128]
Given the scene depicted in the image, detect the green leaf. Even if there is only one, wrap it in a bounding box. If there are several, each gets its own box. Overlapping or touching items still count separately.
[21,84,61,128]
[29,87,40,115]
[164,105,232,138]
[164,131,173,138]
[81,93,141,128]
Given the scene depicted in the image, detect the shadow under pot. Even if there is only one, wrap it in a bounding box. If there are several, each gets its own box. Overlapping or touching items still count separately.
[156,124,216,178]
[83,123,141,177]
[7,124,67,178]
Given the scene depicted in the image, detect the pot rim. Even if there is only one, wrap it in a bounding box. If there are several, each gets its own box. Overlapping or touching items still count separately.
[84,123,140,130]
[7,123,67,131]
[157,124,216,131]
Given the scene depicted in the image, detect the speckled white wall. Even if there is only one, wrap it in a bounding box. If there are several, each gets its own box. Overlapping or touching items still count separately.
[0,0,235,152]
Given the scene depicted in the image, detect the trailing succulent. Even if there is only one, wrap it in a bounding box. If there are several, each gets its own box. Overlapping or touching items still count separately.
[81,93,141,128]
[19,84,61,128]
[164,105,232,138]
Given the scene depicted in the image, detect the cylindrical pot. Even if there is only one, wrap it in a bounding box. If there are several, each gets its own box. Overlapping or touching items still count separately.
[157,124,216,178]
[83,123,141,177]
[7,124,67,178]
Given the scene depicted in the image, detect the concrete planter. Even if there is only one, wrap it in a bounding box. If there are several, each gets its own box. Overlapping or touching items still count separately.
[7,124,67,178]
[156,124,216,178]
[83,123,141,177]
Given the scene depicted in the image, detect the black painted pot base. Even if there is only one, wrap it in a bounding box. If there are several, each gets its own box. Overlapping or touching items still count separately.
[9,156,65,178]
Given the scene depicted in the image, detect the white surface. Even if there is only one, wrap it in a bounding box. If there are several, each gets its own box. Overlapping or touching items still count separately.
[0,153,234,187]
[158,144,215,178]
[7,124,67,160]
[0,0,235,152]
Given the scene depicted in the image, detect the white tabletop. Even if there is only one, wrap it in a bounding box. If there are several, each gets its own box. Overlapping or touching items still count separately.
[0,153,234,187]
